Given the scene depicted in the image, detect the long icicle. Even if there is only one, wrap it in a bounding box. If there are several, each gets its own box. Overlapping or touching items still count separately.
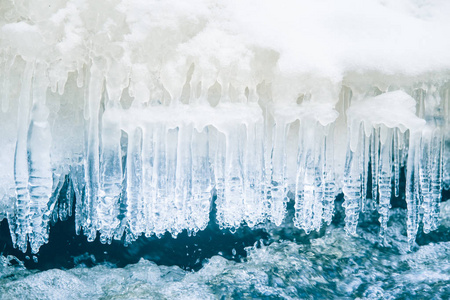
[269,121,289,226]
[84,62,103,242]
[322,124,336,226]
[142,125,155,237]
[190,127,212,232]
[405,130,420,249]
[175,124,193,234]
[13,61,34,252]
[378,126,393,243]
[126,127,144,240]
[342,123,363,236]
[27,63,53,253]
[98,107,123,244]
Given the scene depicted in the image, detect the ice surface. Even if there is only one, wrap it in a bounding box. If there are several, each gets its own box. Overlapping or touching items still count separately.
[0,0,449,252]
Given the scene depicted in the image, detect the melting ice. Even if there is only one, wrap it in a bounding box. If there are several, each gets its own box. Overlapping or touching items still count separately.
[0,0,449,255]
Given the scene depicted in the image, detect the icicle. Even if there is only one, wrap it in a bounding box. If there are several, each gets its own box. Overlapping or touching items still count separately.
[359,127,368,213]
[190,127,212,232]
[311,124,325,232]
[393,128,400,197]
[405,131,420,249]
[125,127,144,238]
[216,125,245,229]
[342,123,364,236]
[429,128,443,231]
[419,126,432,235]
[263,107,273,224]
[98,108,123,244]
[175,125,193,233]
[142,126,155,237]
[113,131,128,241]
[422,127,443,233]
[2,54,446,254]
[269,121,289,226]
[165,127,179,236]
[294,119,324,233]
[370,127,379,201]
[152,124,168,236]
[83,62,103,242]
[322,124,336,225]
[294,120,307,232]
[27,63,53,253]
[243,121,266,227]
[13,61,34,252]
[213,129,227,228]
[378,126,393,242]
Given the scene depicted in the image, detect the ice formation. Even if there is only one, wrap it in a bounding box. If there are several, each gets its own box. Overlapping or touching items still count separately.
[0,0,449,253]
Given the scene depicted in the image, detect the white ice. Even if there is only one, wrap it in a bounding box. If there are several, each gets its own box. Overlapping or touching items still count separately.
[0,0,449,252]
